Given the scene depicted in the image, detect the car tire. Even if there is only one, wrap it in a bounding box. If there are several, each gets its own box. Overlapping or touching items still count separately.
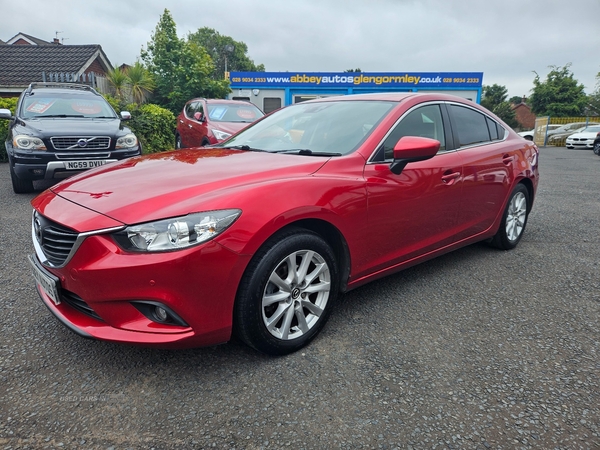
[524,135,533,141]
[234,227,339,355]
[594,142,600,155]
[175,133,183,149]
[490,184,529,250]
[9,163,34,194]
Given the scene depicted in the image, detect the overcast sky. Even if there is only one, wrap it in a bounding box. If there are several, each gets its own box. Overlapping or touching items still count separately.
[2,0,598,99]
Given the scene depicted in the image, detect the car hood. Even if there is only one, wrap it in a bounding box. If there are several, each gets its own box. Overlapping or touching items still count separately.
[48,148,328,225]
[567,131,599,139]
[209,121,254,136]
[19,118,128,136]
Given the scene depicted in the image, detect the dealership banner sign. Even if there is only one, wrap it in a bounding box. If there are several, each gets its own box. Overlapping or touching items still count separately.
[230,72,483,88]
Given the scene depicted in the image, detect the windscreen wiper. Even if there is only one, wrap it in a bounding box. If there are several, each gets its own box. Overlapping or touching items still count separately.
[225,145,269,152]
[274,149,342,156]
[39,114,85,118]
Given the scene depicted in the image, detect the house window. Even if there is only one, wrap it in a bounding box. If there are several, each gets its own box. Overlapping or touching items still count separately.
[264,97,282,114]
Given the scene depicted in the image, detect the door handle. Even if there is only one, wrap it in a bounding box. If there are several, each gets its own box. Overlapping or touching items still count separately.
[502,155,515,165]
[441,171,460,185]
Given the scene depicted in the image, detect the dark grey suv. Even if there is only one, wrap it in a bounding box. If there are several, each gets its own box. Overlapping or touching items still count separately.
[0,83,141,193]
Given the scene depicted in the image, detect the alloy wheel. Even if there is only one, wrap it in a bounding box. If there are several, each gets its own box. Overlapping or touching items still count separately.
[261,249,331,341]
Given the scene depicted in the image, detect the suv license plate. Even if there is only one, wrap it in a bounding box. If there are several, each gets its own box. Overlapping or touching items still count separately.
[65,160,113,170]
[28,255,61,305]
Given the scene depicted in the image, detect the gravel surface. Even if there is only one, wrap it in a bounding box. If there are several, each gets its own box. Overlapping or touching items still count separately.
[0,146,598,449]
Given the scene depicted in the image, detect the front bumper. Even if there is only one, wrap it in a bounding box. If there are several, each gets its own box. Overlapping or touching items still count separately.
[30,221,251,349]
[10,146,141,181]
[565,140,594,149]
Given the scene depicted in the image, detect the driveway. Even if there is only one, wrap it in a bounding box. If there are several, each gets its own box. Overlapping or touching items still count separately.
[0,147,598,449]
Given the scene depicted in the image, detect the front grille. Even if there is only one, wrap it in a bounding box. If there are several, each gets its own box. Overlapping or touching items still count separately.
[34,212,78,266]
[50,136,111,150]
[61,290,103,321]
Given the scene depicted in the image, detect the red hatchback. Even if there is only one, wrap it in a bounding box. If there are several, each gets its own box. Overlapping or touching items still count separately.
[175,98,263,148]
[29,93,539,355]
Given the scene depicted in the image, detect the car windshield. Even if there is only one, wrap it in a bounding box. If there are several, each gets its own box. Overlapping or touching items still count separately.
[20,92,117,119]
[219,100,395,155]
[207,103,264,123]
[580,125,600,133]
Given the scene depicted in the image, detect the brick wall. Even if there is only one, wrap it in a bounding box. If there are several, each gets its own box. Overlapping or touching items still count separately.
[85,59,107,77]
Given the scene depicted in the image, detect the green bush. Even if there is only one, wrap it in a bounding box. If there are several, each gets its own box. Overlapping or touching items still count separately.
[126,103,176,154]
[103,94,123,115]
[0,97,18,162]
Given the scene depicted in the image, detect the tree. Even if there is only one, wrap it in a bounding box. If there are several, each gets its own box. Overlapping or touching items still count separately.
[187,27,265,80]
[344,68,362,73]
[126,62,155,104]
[105,66,128,100]
[140,10,230,113]
[105,63,155,105]
[587,70,600,115]
[529,64,587,117]
[509,96,523,105]
[480,84,518,128]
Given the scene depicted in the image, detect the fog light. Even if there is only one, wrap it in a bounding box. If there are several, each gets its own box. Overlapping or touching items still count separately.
[154,306,168,322]
[130,301,189,327]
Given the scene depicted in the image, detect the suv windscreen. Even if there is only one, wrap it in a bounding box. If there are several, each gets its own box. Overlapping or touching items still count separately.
[207,103,264,123]
[20,92,117,119]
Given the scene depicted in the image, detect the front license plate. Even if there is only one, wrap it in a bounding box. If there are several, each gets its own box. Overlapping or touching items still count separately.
[28,255,61,305]
[65,160,112,170]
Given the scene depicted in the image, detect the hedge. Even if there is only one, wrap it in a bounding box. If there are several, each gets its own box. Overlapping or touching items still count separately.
[0,97,18,162]
[125,103,177,154]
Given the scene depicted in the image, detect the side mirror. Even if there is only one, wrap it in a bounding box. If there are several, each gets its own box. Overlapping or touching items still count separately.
[0,108,14,120]
[193,111,204,122]
[120,111,132,120]
[390,136,440,175]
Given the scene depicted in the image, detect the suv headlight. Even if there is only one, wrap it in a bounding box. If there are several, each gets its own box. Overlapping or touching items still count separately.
[112,209,241,252]
[212,129,232,141]
[13,135,46,150]
[115,133,138,149]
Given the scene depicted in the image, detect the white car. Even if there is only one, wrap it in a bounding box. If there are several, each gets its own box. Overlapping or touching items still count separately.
[565,125,600,149]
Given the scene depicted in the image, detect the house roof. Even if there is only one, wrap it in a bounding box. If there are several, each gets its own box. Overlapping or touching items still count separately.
[5,32,53,45]
[0,44,112,87]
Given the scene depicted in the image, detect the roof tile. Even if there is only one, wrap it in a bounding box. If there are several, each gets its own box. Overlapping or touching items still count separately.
[0,45,111,87]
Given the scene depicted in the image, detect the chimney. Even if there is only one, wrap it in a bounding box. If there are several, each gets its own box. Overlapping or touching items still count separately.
[53,38,60,44]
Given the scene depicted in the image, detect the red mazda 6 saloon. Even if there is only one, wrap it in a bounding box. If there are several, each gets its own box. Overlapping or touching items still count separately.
[29,93,539,355]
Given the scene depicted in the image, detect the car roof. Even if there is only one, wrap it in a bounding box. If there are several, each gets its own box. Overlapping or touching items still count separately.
[191,98,257,105]
[24,82,99,96]
[300,92,476,104]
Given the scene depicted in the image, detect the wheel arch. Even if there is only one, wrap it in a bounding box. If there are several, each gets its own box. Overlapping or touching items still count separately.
[517,177,535,211]
[281,218,352,293]
[232,217,352,299]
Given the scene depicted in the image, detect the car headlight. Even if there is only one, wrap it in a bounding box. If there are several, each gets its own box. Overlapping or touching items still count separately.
[13,135,46,150]
[112,209,241,252]
[115,133,138,149]
[212,129,232,141]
